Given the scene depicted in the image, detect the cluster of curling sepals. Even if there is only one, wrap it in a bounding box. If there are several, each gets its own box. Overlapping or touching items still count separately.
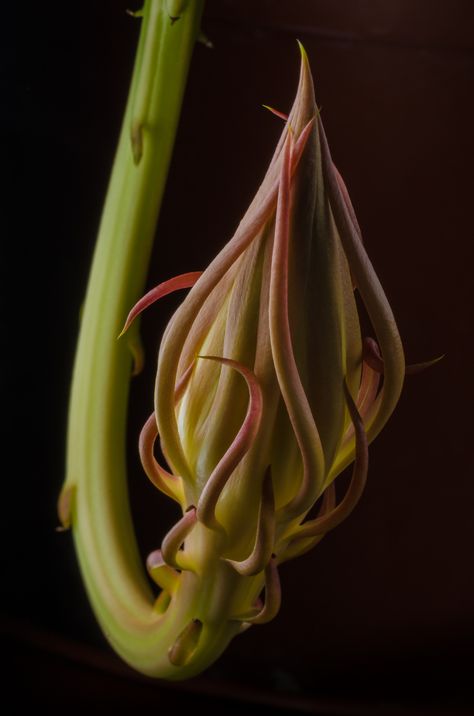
[121,45,405,674]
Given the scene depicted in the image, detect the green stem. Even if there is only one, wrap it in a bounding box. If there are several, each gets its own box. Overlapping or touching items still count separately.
[59,0,243,679]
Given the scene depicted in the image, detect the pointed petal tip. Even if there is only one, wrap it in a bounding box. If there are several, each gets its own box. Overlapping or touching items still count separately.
[296,39,309,64]
[262,104,289,121]
[405,353,445,375]
[119,271,203,339]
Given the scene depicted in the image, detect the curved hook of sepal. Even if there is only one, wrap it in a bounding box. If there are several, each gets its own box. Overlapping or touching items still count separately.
[139,413,185,505]
[161,506,197,571]
[231,557,281,625]
[196,356,263,532]
[118,271,203,338]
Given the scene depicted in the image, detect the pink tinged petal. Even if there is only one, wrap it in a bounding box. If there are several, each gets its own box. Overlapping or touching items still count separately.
[354,358,380,426]
[268,41,316,173]
[118,271,203,337]
[262,104,289,121]
[269,130,325,519]
[225,466,275,577]
[196,357,263,531]
[318,114,405,452]
[161,507,197,571]
[155,118,315,483]
[146,549,180,593]
[232,557,281,625]
[176,262,239,378]
[337,349,380,472]
[193,236,267,478]
[291,381,368,543]
[363,336,384,373]
[168,619,203,667]
[139,413,185,505]
[304,167,361,472]
[320,481,337,513]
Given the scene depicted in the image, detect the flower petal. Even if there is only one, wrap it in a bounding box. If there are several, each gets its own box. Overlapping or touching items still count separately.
[289,381,368,543]
[232,557,281,625]
[161,507,197,571]
[318,115,405,467]
[196,357,263,531]
[146,549,180,593]
[155,118,315,483]
[269,130,325,519]
[262,105,289,121]
[139,413,185,505]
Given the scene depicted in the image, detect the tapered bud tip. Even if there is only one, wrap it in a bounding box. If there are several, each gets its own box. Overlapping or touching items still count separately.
[296,39,309,65]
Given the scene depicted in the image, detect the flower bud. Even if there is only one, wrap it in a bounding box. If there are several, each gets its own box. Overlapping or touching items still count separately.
[122,45,405,665]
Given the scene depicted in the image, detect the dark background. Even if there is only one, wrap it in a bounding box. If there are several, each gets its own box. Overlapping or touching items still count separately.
[6,1,474,713]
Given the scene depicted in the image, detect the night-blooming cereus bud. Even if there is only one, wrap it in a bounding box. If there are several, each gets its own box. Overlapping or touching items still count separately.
[122,45,405,674]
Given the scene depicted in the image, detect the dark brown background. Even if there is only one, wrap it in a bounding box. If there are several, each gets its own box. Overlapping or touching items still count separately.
[6,1,474,713]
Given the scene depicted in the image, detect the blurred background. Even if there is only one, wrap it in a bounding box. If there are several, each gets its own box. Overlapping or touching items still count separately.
[6,1,474,713]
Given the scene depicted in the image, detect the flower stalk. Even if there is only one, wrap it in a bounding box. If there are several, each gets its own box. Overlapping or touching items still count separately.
[58,0,227,679]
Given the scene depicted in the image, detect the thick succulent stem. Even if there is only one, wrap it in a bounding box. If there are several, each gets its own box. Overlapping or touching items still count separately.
[57,0,246,679]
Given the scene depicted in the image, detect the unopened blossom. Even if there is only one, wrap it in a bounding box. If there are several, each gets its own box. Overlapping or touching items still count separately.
[119,45,405,670]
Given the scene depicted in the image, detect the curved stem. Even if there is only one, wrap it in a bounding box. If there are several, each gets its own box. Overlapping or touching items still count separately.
[58,1,242,679]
